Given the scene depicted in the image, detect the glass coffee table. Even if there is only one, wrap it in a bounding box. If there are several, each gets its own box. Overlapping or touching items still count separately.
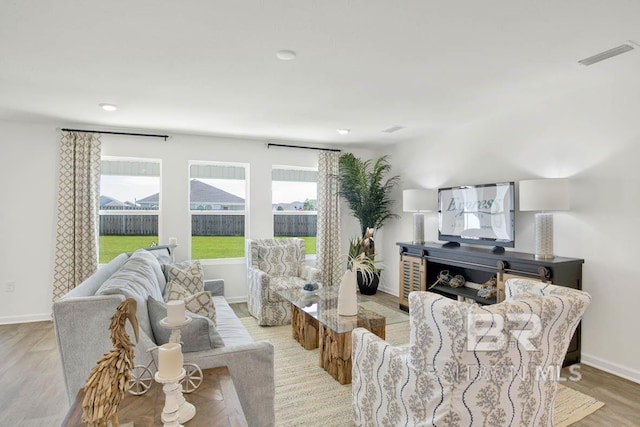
[278,286,408,384]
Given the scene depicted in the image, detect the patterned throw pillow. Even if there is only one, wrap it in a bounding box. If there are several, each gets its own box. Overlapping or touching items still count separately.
[166,260,204,295]
[165,280,217,325]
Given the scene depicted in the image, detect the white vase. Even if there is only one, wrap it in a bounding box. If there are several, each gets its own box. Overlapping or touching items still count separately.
[337,268,358,316]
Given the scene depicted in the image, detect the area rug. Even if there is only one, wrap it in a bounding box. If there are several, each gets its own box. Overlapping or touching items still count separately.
[240,317,604,426]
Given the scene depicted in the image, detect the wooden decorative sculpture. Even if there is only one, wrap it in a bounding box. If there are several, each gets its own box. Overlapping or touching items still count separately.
[81,298,139,427]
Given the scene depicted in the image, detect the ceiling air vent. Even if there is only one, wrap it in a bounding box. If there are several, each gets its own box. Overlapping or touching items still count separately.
[578,44,634,66]
[381,125,405,133]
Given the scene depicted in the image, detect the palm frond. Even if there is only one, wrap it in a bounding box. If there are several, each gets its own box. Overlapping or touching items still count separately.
[338,153,400,237]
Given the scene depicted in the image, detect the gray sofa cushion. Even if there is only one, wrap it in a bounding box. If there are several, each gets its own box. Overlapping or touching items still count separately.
[147,297,224,351]
[96,249,165,340]
[213,296,253,347]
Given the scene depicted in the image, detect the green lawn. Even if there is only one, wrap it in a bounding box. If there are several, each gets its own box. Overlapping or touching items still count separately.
[99,235,159,264]
[191,236,246,259]
[100,235,317,263]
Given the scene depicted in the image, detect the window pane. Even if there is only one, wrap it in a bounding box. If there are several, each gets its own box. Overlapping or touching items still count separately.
[190,162,247,259]
[188,178,245,211]
[99,158,161,263]
[272,167,317,255]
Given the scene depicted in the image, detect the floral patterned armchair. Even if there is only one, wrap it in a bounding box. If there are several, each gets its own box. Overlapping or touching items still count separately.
[352,279,591,426]
[246,238,321,326]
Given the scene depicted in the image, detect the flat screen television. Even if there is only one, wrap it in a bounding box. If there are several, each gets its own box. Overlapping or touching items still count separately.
[438,182,515,250]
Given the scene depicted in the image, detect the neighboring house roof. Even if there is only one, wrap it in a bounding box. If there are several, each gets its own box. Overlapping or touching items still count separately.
[100,195,143,209]
[100,195,126,208]
[137,179,244,205]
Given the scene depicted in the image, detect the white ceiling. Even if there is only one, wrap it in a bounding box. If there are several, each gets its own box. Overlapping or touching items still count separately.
[1,0,639,145]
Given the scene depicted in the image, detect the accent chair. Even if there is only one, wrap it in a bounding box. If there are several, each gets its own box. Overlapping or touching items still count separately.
[246,238,321,326]
[352,279,591,426]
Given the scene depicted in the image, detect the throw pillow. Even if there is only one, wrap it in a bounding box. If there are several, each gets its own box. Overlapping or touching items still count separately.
[147,297,224,351]
[160,259,192,283]
[166,260,204,295]
[165,280,217,325]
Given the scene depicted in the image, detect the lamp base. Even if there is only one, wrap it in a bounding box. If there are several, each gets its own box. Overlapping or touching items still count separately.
[534,213,555,260]
[412,212,425,245]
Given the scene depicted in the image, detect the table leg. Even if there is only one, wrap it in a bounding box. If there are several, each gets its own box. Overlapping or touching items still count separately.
[319,323,386,385]
[290,304,319,350]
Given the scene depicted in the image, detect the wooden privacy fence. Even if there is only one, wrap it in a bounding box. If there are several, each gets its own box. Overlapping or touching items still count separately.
[191,215,245,236]
[100,215,158,236]
[100,214,317,237]
[273,214,317,237]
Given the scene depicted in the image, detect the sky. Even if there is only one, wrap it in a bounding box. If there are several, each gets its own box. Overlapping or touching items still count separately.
[100,176,317,205]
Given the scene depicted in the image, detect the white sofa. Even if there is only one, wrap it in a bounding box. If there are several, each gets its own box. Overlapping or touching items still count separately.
[53,246,275,427]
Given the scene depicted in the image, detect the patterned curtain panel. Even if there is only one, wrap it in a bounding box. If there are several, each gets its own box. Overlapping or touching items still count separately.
[52,131,102,301]
[316,151,341,287]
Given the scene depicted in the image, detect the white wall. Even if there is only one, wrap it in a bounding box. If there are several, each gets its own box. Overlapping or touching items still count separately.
[376,71,640,383]
[0,122,59,323]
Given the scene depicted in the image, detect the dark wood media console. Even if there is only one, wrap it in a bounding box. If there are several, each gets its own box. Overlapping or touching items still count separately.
[397,242,584,366]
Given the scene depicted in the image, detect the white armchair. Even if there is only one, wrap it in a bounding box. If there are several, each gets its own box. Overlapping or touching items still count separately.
[246,238,321,326]
[352,279,591,426]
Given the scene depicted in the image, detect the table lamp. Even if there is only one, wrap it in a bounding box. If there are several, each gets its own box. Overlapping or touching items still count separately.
[519,178,570,259]
[403,189,436,245]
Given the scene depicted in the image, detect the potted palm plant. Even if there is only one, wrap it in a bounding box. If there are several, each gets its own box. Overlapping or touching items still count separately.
[338,153,400,294]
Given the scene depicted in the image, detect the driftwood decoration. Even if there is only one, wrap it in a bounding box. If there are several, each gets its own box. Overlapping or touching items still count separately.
[81,298,139,427]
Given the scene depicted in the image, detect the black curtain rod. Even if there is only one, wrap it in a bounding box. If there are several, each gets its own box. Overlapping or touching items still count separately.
[61,128,169,141]
[267,142,341,152]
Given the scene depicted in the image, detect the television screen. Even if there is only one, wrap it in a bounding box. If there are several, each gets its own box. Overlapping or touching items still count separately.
[438,182,515,248]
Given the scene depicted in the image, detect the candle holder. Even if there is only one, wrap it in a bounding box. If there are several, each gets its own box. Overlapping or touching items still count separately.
[158,316,199,423]
[155,369,196,427]
[159,316,203,392]
[160,316,193,344]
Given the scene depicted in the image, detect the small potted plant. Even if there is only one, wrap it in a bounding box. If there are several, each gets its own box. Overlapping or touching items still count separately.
[338,153,400,294]
[337,237,382,315]
[347,235,381,295]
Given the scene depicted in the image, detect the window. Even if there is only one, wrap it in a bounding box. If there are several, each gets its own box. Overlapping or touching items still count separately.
[99,158,161,263]
[272,167,317,255]
[189,162,248,259]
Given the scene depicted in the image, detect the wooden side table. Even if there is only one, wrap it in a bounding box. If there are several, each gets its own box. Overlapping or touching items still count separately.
[62,366,247,427]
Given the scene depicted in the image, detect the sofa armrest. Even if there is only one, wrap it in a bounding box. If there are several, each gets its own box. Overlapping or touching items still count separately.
[300,264,321,282]
[53,295,120,401]
[184,341,275,427]
[204,278,225,297]
[54,294,157,405]
[352,328,411,427]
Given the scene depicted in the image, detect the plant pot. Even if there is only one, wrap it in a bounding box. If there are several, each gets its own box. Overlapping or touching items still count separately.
[356,271,380,295]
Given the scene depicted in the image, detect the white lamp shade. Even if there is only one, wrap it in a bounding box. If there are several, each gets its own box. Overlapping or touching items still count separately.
[403,189,436,212]
[519,179,570,212]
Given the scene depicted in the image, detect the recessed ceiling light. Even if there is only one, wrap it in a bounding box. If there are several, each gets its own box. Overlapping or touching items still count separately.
[99,103,118,112]
[276,49,297,61]
[336,129,350,135]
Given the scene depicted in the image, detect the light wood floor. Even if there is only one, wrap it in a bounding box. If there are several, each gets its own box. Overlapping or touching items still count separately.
[1,291,638,426]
